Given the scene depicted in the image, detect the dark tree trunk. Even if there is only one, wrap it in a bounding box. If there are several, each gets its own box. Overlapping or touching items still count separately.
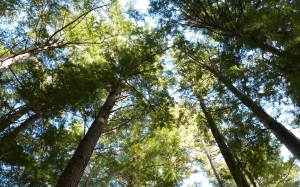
[243,168,258,187]
[0,105,30,132]
[205,65,300,161]
[223,136,259,187]
[56,91,117,187]
[198,96,250,187]
[0,113,40,157]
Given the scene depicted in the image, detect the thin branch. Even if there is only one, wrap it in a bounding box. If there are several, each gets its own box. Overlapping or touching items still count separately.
[8,66,24,88]
[47,4,110,43]
[275,158,296,187]
[110,104,134,113]
[102,118,132,134]
[208,102,243,113]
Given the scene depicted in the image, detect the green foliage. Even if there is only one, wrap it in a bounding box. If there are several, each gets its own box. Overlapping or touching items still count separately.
[0,118,83,186]
[1,0,300,186]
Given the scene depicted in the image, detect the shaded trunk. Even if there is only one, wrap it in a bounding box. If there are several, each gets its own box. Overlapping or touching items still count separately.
[0,105,30,132]
[198,96,250,187]
[205,65,300,160]
[0,113,40,157]
[202,140,225,187]
[243,168,259,187]
[227,139,259,187]
[56,91,117,187]
[126,174,135,187]
[222,135,259,187]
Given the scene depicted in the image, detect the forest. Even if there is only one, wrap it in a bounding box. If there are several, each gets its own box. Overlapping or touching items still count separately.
[1,0,300,186]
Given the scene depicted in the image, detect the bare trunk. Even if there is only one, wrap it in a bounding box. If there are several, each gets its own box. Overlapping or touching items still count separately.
[198,96,250,187]
[205,65,300,160]
[0,105,30,132]
[0,113,40,157]
[56,91,117,187]
[202,140,225,187]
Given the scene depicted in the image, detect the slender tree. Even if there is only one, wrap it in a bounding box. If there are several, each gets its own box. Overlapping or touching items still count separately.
[198,95,250,187]
[173,38,300,160]
[0,105,30,132]
[0,113,41,157]
[202,140,225,187]
[172,35,300,185]
[202,63,300,160]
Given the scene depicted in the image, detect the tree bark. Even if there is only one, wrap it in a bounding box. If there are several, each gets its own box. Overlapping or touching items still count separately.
[243,168,259,187]
[204,65,300,160]
[202,140,225,187]
[56,91,117,187]
[198,96,250,187]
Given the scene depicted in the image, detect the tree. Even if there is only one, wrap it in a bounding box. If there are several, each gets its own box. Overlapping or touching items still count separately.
[1,0,300,185]
[0,0,111,69]
[198,95,250,187]
[170,33,300,185]
[0,118,84,186]
[55,2,172,185]
[202,140,225,187]
[172,37,300,160]
[149,0,300,107]
[56,91,118,186]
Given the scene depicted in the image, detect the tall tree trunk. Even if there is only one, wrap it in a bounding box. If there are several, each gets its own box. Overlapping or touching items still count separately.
[56,91,117,187]
[225,138,259,187]
[222,135,259,187]
[0,105,30,132]
[202,140,225,187]
[204,65,300,160]
[198,96,250,187]
[243,168,259,187]
[0,113,40,158]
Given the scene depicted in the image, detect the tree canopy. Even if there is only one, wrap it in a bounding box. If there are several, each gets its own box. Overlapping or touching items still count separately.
[1,0,300,186]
